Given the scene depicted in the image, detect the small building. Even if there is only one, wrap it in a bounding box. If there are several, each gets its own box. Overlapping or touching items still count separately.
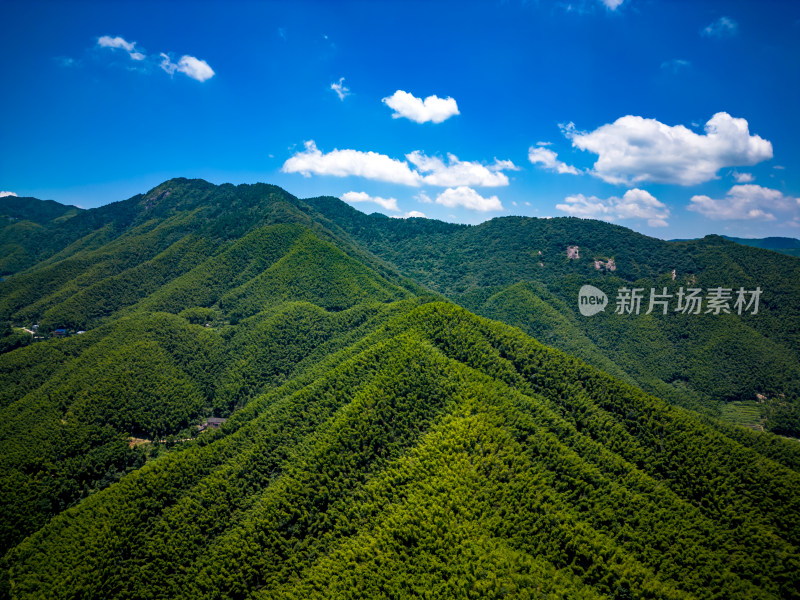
[53,328,67,337]
[198,417,227,431]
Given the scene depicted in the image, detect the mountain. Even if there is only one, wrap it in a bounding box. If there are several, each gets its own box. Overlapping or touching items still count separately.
[0,196,82,275]
[722,235,800,258]
[1,179,799,599]
[671,235,800,258]
[304,197,800,434]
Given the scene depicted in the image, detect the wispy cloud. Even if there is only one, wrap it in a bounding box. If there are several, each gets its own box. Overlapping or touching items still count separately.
[97,34,214,82]
[55,57,80,68]
[382,90,460,124]
[660,59,690,73]
[732,170,755,183]
[97,35,145,61]
[563,112,772,186]
[330,77,350,101]
[600,0,625,10]
[702,16,738,38]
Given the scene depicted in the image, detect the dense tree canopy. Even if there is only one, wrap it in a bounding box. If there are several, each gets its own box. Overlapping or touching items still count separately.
[1,179,799,599]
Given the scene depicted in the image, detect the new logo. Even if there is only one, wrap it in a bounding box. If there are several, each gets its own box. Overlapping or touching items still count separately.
[578,285,608,316]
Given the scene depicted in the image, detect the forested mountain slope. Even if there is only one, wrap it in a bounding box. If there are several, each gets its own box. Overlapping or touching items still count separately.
[721,235,800,258]
[307,195,800,434]
[0,196,82,275]
[2,179,800,599]
[6,302,800,599]
[0,216,412,553]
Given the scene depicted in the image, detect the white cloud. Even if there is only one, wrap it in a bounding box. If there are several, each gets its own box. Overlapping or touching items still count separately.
[160,54,214,81]
[97,35,213,81]
[392,210,427,219]
[98,36,135,52]
[528,145,580,175]
[0,191,18,198]
[98,35,145,61]
[382,90,459,124]
[341,191,399,212]
[600,0,625,9]
[702,16,738,38]
[407,152,516,187]
[415,191,433,203]
[688,184,797,221]
[175,55,214,82]
[159,53,175,74]
[556,188,670,227]
[435,187,503,212]
[331,77,350,101]
[283,141,422,186]
[732,170,755,183]
[283,143,516,189]
[564,112,773,186]
[614,189,670,226]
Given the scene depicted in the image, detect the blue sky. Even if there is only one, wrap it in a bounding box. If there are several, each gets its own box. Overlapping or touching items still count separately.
[1,0,798,239]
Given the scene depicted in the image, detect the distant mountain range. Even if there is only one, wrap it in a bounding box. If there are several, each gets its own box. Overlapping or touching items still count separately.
[1,179,799,599]
[670,234,800,258]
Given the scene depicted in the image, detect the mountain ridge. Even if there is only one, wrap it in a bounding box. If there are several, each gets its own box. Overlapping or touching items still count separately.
[2,178,800,599]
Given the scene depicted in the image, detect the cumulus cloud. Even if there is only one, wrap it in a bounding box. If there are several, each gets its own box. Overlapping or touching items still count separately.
[732,170,755,183]
[435,187,503,212]
[688,184,797,221]
[702,16,738,38]
[97,35,145,60]
[382,90,459,124]
[331,77,350,101]
[407,152,517,187]
[341,191,399,212]
[528,145,580,175]
[283,141,422,186]
[564,112,773,186]
[159,54,215,82]
[283,143,516,189]
[0,191,18,198]
[556,188,670,227]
